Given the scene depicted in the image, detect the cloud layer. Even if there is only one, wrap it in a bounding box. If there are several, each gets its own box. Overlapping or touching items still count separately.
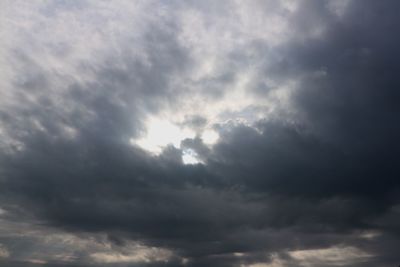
[1,0,400,266]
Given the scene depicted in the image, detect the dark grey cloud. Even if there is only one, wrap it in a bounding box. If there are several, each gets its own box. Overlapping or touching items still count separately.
[1,0,400,266]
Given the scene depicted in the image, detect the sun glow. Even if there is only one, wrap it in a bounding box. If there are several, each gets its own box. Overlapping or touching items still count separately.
[201,129,219,145]
[131,117,195,154]
[182,149,202,165]
[131,116,221,164]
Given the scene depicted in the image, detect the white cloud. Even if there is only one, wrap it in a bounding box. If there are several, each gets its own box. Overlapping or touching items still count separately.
[0,244,10,258]
[243,253,287,267]
[90,244,173,264]
[182,148,202,165]
[289,246,373,266]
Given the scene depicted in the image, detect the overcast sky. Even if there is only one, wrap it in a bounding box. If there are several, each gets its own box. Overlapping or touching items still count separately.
[1,0,400,266]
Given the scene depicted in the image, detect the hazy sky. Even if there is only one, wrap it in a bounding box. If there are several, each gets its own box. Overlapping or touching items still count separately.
[1,1,400,266]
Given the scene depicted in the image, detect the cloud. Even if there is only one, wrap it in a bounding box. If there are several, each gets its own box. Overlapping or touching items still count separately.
[0,244,10,258]
[1,0,400,266]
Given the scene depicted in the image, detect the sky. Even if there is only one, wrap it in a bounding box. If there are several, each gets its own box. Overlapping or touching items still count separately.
[0,0,400,266]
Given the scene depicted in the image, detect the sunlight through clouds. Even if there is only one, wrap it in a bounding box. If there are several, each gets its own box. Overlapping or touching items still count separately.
[131,117,195,155]
[1,0,400,266]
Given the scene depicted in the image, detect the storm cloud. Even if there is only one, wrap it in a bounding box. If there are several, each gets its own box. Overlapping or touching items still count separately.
[1,0,400,266]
